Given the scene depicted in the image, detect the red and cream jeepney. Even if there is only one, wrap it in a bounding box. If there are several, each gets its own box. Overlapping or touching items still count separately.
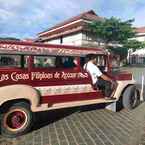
[0,40,140,137]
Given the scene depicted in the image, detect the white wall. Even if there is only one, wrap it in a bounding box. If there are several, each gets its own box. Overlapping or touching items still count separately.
[82,32,101,46]
[63,33,83,45]
[44,33,83,46]
[45,39,60,44]
[43,32,102,47]
[132,33,145,42]
[135,36,145,42]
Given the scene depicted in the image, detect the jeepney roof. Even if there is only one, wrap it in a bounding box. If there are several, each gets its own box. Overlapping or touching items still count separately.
[0,40,107,56]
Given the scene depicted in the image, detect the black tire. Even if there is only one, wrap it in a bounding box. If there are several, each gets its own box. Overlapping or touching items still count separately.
[122,85,140,110]
[1,102,33,138]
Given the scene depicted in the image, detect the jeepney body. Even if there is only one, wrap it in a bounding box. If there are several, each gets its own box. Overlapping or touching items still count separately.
[0,40,136,112]
[0,40,140,138]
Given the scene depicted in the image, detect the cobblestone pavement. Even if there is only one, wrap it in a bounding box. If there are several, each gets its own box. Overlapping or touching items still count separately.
[1,102,145,145]
[125,67,145,145]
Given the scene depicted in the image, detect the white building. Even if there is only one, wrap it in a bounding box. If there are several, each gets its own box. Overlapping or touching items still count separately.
[129,27,145,64]
[37,10,104,48]
[134,27,145,42]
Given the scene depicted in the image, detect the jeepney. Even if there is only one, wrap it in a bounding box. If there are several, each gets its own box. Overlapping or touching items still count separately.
[0,40,140,137]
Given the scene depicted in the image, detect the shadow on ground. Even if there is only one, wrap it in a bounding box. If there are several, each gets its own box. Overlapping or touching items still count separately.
[32,103,105,131]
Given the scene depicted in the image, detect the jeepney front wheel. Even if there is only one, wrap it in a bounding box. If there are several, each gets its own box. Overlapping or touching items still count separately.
[122,85,140,110]
[1,102,33,138]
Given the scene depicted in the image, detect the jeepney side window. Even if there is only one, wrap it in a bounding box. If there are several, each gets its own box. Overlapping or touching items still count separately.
[33,55,77,69]
[0,54,28,68]
[60,56,76,68]
[34,56,56,68]
[96,55,106,66]
[21,55,29,68]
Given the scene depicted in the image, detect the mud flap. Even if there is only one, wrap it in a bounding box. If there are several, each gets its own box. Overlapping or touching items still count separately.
[105,100,123,112]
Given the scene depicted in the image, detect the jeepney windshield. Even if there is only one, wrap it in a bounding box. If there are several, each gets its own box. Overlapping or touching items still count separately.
[95,55,107,72]
[95,55,106,66]
[81,55,107,72]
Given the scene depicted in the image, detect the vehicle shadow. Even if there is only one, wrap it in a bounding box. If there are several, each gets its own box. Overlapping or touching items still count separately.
[32,103,105,131]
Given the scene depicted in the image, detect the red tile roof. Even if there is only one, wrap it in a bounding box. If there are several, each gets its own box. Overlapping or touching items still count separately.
[38,10,103,36]
[39,21,86,38]
[135,27,145,33]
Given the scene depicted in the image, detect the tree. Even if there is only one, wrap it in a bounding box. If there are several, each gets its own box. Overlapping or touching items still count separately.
[142,41,145,48]
[0,37,20,41]
[89,17,135,48]
[123,39,144,51]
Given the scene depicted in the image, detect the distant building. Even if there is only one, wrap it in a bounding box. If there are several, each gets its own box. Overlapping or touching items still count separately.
[129,27,145,65]
[37,10,104,47]
[22,38,34,42]
[134,27,145,42]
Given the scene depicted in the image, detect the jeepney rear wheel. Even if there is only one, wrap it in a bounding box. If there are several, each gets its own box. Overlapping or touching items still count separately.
[122,85,140,110]
[0,102,33,138]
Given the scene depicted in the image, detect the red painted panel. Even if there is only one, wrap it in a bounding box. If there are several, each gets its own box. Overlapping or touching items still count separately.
[113,72,132,80]
[0,69,92,87]
[40,91,104,104]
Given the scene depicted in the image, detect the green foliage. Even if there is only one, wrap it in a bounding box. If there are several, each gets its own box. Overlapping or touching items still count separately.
[89,17,135,47]
[142,41,145,47]
[123,40,145,51]
[0,37,20,41]
[88,17,141,61]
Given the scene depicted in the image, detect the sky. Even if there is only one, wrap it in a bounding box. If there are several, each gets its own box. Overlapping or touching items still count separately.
[0,0,145,39]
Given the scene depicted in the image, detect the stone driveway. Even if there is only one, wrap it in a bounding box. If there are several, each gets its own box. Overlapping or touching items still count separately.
[1,102,145,145]
[1,67,145,145]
